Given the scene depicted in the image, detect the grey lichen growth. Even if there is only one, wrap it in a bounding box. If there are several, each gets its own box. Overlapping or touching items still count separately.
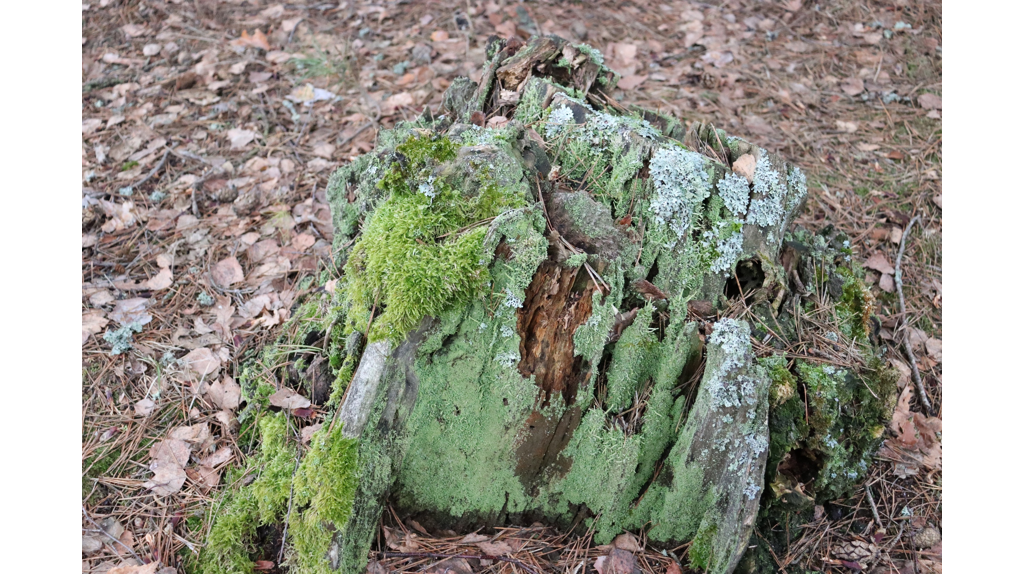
[103,322,143,355]
[545,104,576,139]
[747,155,787,228]
[709,225,744,275]
[198,292,215,307]
[716,171,751,217]
[649,146,711,247]
[786,165,808,211]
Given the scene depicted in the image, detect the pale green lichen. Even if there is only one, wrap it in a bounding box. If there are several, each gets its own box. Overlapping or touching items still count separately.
[649,146,712,247]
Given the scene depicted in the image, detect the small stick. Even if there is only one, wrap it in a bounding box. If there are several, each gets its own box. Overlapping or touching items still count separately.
[864,482,882,531]
[82,506,145,563]
[894,215,933,415]
[129,148,171,191]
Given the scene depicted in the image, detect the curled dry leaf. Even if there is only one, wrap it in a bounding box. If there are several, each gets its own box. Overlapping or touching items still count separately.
[212,256,245,287]
[732,154,756,183]
[475,540,513,556]
[612,532,640,552]
[144,268,173,290]
[878,386,942,475]
[269,387,312,410]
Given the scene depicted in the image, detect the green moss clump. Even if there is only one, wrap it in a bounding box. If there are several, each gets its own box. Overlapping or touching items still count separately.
[605,304,658,411]
[343,133,527,342]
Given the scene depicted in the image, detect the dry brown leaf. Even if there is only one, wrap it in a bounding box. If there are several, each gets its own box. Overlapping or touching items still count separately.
[110,298,153,326]
[743,115,773,136]
[183,348,221,377]
[925,338,942,362]
[841,77,864,96]
[612,532,640,552]
[227,128,256,150]
[135,398,157,417]
[212,256,245,287]
[108,563,160,574]
[732,154,756,182]
[836,120,859,133]
[230,29,271,51]
[301,423,323,443]
[459,533,489,544]
[83,310,110,344]
[918,93,942,110]
[475,540,513,556]
[617,74,648,91]
[430,30,449,42]
[207,376,241,410]
[879,273,895,293]
[269,387,312,410]
[864,253,895,275]
[144,268,173,290]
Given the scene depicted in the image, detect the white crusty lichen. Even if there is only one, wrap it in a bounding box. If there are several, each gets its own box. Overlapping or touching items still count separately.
[746,155,787,228]
[704,319,758,409]
[649,146,711,247]
[786,165,808,211]
[545,105,576,139]
[716,171,751,217]
[707,224,744,275]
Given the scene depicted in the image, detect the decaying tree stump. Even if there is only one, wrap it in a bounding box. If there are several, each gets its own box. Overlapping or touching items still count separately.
[201,36,898,574]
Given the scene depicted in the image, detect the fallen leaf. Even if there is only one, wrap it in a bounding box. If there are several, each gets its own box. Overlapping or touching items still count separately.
[666,562,683,574]
[836,120,859,133]
[144,268,173,290]
[286,84,336,104]
[879,273,895,293]
[878,386,942,474]
[230,29,271,51]
[475,540,513,556]
[227,129,256,150]
[612,532,640,552]
[732,154,756,183]
[83,118,104,135]
[430,30,449,42]
[841,77,865,96]
[108,563,160,574]
[135,398,157,417]
[110,298,153,326]
[743,115,773,136]
[121,24,149,38]
[171,423,212,445]
[889,227,903,245]
[269,387,312,410]
[183,347,221,377]
[918,93,942,110]
[207,376,241,410]
[212,256,245,287]
[864,253,895,275]
[313,142,336,158]
[925,338,942,362]
[617,74,648,91]
[932,194,942,209]
[383,92,415,114]
[83,310,110,344]
[150,438,191,467]
[460,533,489,544]
[301,423,323,443]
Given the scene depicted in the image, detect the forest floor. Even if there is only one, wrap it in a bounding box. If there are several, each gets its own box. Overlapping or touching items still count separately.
[81,1,941,573]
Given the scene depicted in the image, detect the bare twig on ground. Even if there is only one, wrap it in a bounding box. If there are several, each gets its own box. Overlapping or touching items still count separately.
[894,215,933,415]
[82,505,145,563]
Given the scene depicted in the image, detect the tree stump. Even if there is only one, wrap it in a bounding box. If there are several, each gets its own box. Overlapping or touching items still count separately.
[201,36,898,574]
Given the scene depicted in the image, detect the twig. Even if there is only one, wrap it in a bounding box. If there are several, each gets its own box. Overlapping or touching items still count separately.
[128,148,171,192]
[82,506,145,563]
[864,483,882,531]
[894,215,933,415]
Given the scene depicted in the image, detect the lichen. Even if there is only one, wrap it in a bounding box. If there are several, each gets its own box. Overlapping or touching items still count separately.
[716,171,751,217]
[103,322,143,355]
[747,154,787,228]
[649,146,711,247]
